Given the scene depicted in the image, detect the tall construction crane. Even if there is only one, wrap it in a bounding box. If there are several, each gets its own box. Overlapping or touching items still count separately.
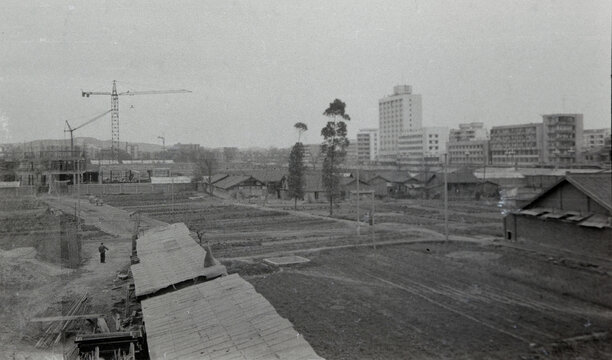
[81,80,191,160]
[64,109,112,154]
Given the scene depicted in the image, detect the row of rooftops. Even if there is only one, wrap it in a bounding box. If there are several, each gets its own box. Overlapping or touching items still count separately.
[206,169,499,192]
[131,223,323,359]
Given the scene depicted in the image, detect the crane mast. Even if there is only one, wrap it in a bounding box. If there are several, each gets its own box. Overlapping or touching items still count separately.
[111,81,120,160]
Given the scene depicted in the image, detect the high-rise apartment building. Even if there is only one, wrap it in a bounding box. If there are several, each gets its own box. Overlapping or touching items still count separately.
[356,128,379,163]
[398,127,448,168]
[490,123,544,166]
[448,122,490,166]
[378,85,422,161]
[542,114,583,165]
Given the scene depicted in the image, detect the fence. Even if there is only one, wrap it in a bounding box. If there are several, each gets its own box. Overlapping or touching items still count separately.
[0,186,37,197]
[66,183,195,195]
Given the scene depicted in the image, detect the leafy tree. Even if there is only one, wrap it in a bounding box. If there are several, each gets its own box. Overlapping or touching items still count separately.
[320,99,350,216]
[287,123,308,209]
[287,143,306,209]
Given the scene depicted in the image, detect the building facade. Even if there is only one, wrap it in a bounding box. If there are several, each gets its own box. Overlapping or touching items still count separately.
[582,128,611,151]
[397,126,448,169]
[448,123,490,166]
[490,123,544,166]
[448,140,490,166]
[356,128,379,163]
[345,138,358,165]
[542,114,583,166]
[378,85,423,161]
[449,122,488,142]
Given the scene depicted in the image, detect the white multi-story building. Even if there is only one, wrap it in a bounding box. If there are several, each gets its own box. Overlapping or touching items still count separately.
[542,114,583,165]
[583,128,611,150]
[345,138,358,165]
[490,123,544,166]
[448,122,490,166]
[356,128,379,163]
[378,85,422,161]
[398,126,448,169]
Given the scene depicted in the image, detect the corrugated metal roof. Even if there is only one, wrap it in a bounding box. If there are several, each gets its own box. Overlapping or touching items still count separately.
[131,223,227,298]
[141,274,324,360]
[540,212,568,219]
[579,214,611,229]
[518,208,550,216]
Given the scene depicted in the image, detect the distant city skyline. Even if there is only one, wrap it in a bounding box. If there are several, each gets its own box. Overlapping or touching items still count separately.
[1,0,610,148]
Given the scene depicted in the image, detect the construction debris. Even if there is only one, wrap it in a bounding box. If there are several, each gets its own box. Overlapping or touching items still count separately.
[34,293,89,348]
[75,330,142,360]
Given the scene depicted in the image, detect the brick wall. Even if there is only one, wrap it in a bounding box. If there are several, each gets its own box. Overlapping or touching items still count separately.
[504,214,612,258]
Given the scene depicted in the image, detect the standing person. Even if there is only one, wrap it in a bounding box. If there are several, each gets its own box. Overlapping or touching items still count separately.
[98,242,109,263]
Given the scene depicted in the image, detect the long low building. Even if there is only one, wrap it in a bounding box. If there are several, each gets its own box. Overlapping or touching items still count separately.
[131,223,227,298]
[141,274,323,360]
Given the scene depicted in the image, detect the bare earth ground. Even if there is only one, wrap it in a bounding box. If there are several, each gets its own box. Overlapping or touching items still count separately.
[0,196,165,359]
[100,192,612,360]
[1,192,610,359]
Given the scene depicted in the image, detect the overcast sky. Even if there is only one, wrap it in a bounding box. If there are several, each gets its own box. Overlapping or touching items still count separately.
[1,0,610,148]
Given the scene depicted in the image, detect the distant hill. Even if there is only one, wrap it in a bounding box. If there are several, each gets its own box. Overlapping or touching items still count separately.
[5,137,164,152]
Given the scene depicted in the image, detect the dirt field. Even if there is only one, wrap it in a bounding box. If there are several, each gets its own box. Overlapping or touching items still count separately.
[3,191,609,358]
[101,192,612,359]
[0,195,160,358]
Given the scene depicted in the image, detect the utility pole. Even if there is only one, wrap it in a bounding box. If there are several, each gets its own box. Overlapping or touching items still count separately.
[356,166,360,236]
[371,191,375,249]
[171,169,175,222]
[444,153,448,242]
[76,150,81,232]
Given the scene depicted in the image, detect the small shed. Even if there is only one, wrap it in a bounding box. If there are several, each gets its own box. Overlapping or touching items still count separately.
[503,173,612,257]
